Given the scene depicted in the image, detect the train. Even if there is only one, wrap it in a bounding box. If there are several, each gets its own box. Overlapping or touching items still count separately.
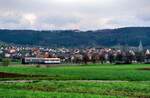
[22,57,61,64]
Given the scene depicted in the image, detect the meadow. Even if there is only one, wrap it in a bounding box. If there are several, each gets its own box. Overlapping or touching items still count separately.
[0,64,150,98]
[0,64,150,81]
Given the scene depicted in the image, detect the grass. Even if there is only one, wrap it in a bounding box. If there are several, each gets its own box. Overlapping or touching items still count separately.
[0,64,150,81]
[0,64,150,97]
[0,80,149,97]
[0,89,118,98]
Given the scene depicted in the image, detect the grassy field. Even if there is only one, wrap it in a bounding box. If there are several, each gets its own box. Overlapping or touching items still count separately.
[0,80,149,97]
[0,64,150,81]
[0,64,150,98]
[0,88,123,98]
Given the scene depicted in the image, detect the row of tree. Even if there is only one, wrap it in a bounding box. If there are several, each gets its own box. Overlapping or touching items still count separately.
[64,51,150,64]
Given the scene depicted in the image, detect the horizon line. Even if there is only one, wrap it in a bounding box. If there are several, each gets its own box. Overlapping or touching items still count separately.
[0,26,150,31]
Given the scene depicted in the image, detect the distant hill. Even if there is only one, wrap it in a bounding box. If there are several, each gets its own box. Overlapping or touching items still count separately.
[0,27,150,48]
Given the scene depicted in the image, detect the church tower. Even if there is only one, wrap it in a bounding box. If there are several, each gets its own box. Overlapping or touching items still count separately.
[138,41,143,52]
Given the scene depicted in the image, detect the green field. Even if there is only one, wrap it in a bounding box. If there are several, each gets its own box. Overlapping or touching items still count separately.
[0,64,150,98]
[0,64,150,81]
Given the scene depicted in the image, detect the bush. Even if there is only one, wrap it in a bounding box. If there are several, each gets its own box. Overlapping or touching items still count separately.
[2,58,11,66]
[36,64,41,68]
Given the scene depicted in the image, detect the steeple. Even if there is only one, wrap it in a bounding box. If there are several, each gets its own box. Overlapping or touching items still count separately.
[138,40,143,52]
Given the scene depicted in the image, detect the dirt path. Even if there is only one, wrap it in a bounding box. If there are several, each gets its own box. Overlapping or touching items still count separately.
[0,80,35,83]
[0,72,47,78]
[0,80,130,83]
[0,72,30,78]
[58,80,129,83]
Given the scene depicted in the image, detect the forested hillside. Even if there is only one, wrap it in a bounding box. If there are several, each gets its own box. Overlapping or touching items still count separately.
[0,27,150,47]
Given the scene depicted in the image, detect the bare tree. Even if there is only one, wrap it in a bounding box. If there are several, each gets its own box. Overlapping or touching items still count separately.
[83,53,89,64]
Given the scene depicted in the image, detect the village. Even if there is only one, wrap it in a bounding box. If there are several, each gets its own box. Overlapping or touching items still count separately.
[0,41,150,65]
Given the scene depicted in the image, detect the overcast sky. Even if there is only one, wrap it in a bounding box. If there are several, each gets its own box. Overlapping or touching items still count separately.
[0,0,150,30]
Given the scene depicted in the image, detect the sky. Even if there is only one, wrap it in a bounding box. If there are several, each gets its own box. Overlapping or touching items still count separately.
[0,0,150,30]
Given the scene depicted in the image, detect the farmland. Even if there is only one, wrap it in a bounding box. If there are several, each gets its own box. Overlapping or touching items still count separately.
[0,64,150,98]
[0,64,150,81]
